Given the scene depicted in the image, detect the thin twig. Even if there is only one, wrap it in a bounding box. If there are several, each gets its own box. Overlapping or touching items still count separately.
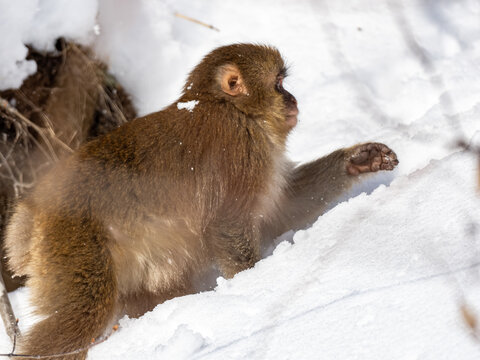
[0,151,34,197]
[11,319,18,355]
[0,271,19,345]
[174,12,220,32]
[10,91,74,157]
[96,84,128,125]
[0,97,73,160]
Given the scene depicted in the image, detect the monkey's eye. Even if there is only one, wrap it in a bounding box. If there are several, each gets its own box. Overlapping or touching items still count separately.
[275,77,283,91]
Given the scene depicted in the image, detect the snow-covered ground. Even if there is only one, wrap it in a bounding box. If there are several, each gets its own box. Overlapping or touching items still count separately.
[1,0,480,359]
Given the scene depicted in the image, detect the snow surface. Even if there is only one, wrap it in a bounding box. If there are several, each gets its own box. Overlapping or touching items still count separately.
[177,100,199,112]
[1,0,480,359]
[0,0,98,90]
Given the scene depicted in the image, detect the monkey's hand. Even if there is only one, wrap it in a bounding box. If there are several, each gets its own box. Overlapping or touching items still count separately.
[346,143,399,176]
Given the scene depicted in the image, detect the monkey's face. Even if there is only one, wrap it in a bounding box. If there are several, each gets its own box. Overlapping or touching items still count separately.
[185,44,299,141]
[219,49,299,135]
[218,62,298,131]
[274,71,298,128]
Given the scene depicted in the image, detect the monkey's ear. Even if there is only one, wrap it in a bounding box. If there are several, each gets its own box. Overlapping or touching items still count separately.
[218,64,248,96]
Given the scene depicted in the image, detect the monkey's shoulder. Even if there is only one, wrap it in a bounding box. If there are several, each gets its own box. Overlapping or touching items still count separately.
[73,114,172,170]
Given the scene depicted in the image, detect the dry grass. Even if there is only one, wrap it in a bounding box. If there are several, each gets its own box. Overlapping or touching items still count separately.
[0,39,137,291]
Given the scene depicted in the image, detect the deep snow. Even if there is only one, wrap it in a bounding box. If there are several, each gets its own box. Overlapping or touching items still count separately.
[1,0,480,359]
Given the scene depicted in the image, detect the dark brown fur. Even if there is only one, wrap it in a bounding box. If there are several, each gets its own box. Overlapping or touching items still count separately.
[4,44,398,359]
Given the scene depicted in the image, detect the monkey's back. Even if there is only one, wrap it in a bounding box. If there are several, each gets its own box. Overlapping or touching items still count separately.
[5,100,278,290]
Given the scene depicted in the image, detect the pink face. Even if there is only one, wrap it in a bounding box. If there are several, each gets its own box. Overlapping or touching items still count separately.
[275,76,298,128]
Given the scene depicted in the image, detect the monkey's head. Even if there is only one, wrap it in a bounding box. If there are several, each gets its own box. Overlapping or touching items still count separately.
[184,44,298,141]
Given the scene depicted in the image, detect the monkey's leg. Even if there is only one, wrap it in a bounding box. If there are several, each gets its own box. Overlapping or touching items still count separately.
[209,221,260,279]
[19,218,117,360]
[121,280,195,318]
[262,143,398,240]
[4,201,35,278]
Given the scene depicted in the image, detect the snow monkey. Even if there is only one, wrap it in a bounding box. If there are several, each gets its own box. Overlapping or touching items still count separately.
[4,44,398,359]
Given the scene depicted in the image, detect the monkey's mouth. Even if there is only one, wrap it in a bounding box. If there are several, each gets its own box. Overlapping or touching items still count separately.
[286,108,298,127]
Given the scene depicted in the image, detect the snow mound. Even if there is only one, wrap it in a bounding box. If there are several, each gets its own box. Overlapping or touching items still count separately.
[1,0,480,359]
[87,152,480,360]
[0,0,98,90]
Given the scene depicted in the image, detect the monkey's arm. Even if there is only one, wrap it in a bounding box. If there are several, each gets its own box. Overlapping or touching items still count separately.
[261,143,398,241]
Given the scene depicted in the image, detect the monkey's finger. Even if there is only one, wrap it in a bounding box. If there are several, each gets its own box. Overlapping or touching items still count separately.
[378,145,398,160]
[378,143,392,153]
[387,158,399,166]
[382,151,399,170]
[372,158,382,171]
[366,143,393,156]
[384,151,398,161]
[380,162,395,170]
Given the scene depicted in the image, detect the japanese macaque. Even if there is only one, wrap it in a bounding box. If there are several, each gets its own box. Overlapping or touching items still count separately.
[4,44,398,359]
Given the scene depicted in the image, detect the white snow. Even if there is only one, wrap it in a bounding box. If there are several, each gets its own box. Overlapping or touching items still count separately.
[0,0,98,90]
[177,100,199,112]
[1,0,480,359]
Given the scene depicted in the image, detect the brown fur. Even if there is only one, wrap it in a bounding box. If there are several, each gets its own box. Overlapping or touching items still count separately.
[4,44,398,359]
